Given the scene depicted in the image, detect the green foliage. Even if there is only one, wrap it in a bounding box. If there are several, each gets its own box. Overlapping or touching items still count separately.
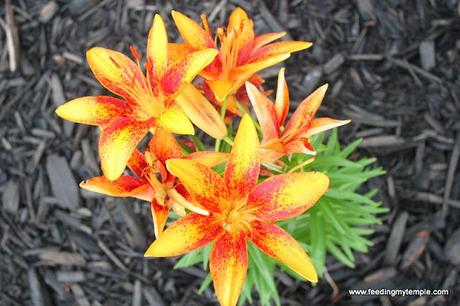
[174,130,386,306]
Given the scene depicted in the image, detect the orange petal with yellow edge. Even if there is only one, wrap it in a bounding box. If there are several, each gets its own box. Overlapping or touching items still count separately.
[55,96,130,126]
[175,85,226,139]
[149,129,183,163]
[171,11,215,50]
[156,105,194,135]
[274,68,289,125]
[206,79,235,102]
[127,149,149,178]
[247,172,329,222]
[302,118,351,138]
[186,151,228,168]
[147,14,169,80]
[249,220,318,282]
[284,138,316,156]
[224,115,260,201]
[232,53,290,91]
[99,117,149,181]
[227,7,249,33]
[166,158,226,213]
[167,43,193,65]
[283,84,328,139]
[252,32,286,49]
[80,175,153,201]
[144,213,221,257]
[252,41,312,61]
[161,49,218,96]
[245,82,279,141]
[151,199,170,238]
[86,47,149,102]
[210,231,248,306]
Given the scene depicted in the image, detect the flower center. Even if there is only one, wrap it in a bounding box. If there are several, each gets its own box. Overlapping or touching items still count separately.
[218,203,256,234]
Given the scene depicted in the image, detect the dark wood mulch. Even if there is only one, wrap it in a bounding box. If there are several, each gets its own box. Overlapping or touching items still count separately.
[1,0,459,305]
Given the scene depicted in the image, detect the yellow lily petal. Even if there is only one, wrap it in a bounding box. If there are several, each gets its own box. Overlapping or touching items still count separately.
[147,14,169,79]
[224,114,260,201]
[247,172,329,221]
[156,106,194,135]
[186,151,228,168]
[55,96,129,126]
[175,85,226,139]
[250,221,318,282]
[99,117,149,181]
[145,213,221,257]
[210,232,248,306]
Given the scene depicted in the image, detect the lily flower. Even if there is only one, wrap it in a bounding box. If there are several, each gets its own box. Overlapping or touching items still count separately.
[56,14,226,181]
[145,115,329,306]
[171,7,312,115]
[246,68,351,163]
[80,129,227,238]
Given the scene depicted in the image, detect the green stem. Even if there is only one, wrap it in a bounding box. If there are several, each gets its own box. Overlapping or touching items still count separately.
[214,97,229,152]
[234,99,262,134]
[222,136,234,146]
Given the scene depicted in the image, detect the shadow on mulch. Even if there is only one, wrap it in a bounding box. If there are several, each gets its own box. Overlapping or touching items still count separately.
[1,0,459,305]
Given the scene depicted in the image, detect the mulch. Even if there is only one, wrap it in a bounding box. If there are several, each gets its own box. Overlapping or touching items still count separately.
[1,0,459,305]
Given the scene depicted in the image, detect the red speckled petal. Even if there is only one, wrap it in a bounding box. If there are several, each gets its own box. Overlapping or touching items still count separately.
[151,199,170,238]
[99,117,149,181]
[224,114,260,202]
[166,158,227,213]
[145,213,222,257]
[56,96,130,126]
[249,221,318,282]
[247,172,329,222]
[210,231,248,306]
[80,175,153,201]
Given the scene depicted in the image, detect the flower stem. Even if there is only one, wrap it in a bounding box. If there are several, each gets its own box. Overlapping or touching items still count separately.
[215,97,229,152]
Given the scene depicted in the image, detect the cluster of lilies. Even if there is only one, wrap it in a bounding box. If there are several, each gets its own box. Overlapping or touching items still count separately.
[56,8,349,306]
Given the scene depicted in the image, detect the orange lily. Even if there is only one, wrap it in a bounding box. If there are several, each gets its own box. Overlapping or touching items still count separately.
[246,68,351,163]
[145,115,329,306]
[56,14,226,181]
[171,7,312,115]
[80,129,227,238]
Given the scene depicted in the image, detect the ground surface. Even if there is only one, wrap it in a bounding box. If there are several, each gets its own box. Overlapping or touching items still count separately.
[1,0,460,305]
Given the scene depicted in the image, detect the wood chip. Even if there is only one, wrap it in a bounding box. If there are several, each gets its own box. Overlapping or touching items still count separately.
[46,154,80,209]
[2,180,20,214]
[28,268,52,306]
[384,212,408,265]
[444,227,460,265]
[39,1,59,23]
[324,53,345,74]
[49,73,66,106]
[401,230,429,269]
[36,249,86,266]
[419,40,436,71]
[361,135,405,148]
